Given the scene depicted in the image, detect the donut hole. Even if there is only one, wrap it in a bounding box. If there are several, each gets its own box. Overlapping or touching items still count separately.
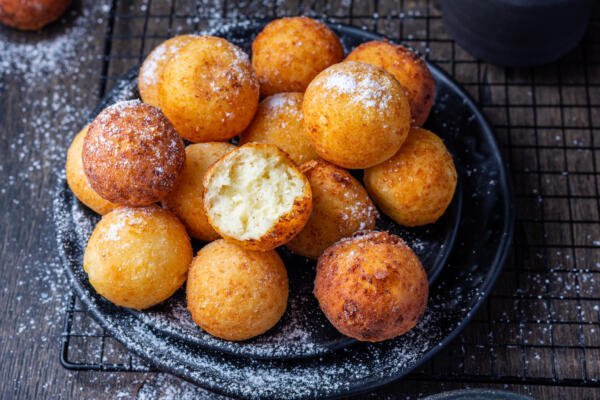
[204,145,308,241]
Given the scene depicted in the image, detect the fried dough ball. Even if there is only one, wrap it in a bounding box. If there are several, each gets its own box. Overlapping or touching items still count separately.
[303,61,411,169]
[252,17,344,96]
[286,160,378,259]
[186,239,288,341]
[65,125,117,215]
[138,34,198,108]
[83,206,193,310]
[0,0,70,30]
[347,41,435,126]
[203,143,312,251]
[239,92,318,165]
[159,36,259,142]
[163,142,236,241]
[314,231,428,342]
[82,100,185,207]
[364,127,457,227]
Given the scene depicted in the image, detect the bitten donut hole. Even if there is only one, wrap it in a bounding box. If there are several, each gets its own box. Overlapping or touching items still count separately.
[204,145,307,240]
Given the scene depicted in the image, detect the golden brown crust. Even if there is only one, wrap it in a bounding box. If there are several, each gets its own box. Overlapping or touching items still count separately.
[186,239,288,341]
[239,92,319,165]
[158,36,259,142]
[0,0,70,30]
[252,16,344,96]
[303,61,412,169]
[364,127,457,227]
[138,34,198,108]
[346,41,435,127]
[314,231,428,342]
[65,125,118,215]
[82,100,185,207]
[202,143,312,251]
[83,206,193,310]
[286,160,378,259]
[162,142,236,241]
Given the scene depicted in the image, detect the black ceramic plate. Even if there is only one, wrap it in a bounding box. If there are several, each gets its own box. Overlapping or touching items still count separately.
[54,22,513,399]
[423,389,534,400]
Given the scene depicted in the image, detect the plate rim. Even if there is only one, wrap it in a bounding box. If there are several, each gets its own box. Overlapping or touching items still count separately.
[53,21,515,399]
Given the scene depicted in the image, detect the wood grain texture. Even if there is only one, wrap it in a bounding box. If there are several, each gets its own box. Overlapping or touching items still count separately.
[0,0,598,399]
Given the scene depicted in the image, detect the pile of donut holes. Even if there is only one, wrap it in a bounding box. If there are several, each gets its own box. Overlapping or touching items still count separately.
[65,16,457,343]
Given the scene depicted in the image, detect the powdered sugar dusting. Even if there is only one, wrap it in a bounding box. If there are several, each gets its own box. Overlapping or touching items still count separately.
[85,100,185,194]
[340,184,379,227]
[173,36,257,95]
[0,5,105,83]
[139,35,198,87]
[318,62,394,112]
[140,43,168,85]
[263,92,302,116]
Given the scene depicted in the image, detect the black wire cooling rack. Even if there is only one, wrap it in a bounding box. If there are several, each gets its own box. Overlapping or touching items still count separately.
[61,0,600,393]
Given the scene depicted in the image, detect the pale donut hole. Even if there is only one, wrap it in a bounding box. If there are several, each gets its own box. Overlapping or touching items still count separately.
[203,144,311,249]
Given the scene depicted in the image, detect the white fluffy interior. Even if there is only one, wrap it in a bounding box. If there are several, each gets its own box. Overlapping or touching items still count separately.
[205,148,305,240]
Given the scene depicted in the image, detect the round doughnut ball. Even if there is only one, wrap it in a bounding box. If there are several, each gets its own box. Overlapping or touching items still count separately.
[364,127,457,227]
[303,61,411,169]
[65,125,117,215]
[239,92,318,165]
[347,41,435,127]
[159,36,259,142]
[163,142,236,241]
[83,206,193,310]
[203,143,312,251]
[252,17,344,97]
[0,0,70,30]
[138,34,198,108]
[314,231,428,342]
[286,160,378,259]
[186,239,288,341]
[82,100,185,207]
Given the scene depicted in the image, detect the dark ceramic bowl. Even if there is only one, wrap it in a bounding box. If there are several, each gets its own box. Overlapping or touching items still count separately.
[440,0,594,67]
[423,389,534,400]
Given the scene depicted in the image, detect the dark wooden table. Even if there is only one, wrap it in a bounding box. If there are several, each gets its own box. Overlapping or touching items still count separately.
[1,1,599,398]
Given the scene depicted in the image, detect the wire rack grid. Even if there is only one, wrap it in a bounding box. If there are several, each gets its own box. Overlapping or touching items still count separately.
[60,0,600,393]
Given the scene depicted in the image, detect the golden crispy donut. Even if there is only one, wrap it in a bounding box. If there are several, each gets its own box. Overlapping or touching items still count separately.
[163,142,236,241]
[239,92,318,165]
[303,61,411,169]
[252,17,344,96]
[314,231,428,342]
[286,160,378,259]
[138,34,198,108]
[82,100,185,207]
[186,239,288,341]
[83,206,193,310]
[159,36,259,142]
[364,127,457,227]
[347,41,435,127]
[65,125,117,215]
[203,143,312,251]
[0,0,70,30]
